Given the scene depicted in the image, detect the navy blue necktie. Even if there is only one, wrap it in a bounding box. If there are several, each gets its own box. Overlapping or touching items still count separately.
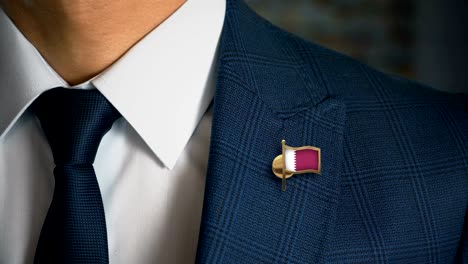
[32,88,121,263]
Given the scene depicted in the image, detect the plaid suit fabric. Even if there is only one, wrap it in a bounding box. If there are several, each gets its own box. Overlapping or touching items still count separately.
[196,0,468,263]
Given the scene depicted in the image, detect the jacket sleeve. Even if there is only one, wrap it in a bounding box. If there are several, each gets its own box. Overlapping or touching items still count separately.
[456,211,467,263]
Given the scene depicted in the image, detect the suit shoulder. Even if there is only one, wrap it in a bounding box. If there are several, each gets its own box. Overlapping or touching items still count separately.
[284,31,447,99]
[232,3,467,120]
[282,27,467,133]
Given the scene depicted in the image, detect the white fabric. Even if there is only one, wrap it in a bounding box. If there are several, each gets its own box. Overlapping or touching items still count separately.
[0,0,226,262]
[284,149,296,172]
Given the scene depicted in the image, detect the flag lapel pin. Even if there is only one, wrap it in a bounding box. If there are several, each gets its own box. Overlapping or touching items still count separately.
[272,140,321,191]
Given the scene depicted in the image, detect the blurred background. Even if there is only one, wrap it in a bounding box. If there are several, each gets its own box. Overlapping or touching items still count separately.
[245,0,467,93]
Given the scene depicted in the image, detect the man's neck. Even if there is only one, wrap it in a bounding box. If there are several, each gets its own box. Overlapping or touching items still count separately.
[1,0,186,85]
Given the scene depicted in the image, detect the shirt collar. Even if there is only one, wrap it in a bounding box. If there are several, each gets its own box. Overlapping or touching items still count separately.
[0,0,226,169]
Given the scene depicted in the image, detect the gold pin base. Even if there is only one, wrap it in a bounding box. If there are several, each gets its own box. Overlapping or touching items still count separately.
[271,155,293,179]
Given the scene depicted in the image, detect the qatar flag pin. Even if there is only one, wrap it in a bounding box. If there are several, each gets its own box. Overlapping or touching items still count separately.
[272,140,321,191]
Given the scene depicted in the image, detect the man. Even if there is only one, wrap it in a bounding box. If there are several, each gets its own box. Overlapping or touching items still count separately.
[0,0,466,263]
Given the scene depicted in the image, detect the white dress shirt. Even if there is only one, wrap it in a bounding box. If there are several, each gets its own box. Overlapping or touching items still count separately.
[0,0,225,263]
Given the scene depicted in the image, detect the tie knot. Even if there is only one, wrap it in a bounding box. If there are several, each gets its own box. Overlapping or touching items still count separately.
[32,88,121,165]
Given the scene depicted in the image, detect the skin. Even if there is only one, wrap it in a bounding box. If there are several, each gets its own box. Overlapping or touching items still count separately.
[0,0,186,85]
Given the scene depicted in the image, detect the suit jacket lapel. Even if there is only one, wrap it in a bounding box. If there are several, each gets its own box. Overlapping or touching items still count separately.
[197,1,347,262]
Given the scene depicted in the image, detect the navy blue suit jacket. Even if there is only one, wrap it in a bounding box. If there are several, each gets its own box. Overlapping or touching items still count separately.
[196,1,467,263]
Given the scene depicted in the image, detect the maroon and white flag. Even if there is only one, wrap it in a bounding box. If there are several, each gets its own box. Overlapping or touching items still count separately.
[272,140,321,191]
[284,145,321,173]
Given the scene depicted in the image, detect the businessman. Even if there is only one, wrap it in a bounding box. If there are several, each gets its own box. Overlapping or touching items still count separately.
[0,0,466,263]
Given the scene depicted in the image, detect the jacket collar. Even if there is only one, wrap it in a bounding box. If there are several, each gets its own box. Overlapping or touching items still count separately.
[196,0,347,262]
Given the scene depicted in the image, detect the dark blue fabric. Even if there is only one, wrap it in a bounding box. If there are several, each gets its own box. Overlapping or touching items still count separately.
[32,88,120,264]
[196,0,468,263]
